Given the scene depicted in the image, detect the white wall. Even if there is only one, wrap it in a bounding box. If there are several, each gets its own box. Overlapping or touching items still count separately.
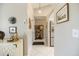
[0,3,28,56]
[24,3,34,55]
[0,3,27,39]
[0,3,34,56]
[54,3,79,56]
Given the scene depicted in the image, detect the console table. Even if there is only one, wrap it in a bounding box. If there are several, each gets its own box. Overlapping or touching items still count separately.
[0,39,23,56]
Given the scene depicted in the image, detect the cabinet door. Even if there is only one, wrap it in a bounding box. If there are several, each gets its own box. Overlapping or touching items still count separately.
[2,44,16,56]
[15,40,23,56]
[0,44,4,56]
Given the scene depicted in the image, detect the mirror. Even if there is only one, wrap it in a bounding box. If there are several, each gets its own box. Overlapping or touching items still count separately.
[9,17,16,24]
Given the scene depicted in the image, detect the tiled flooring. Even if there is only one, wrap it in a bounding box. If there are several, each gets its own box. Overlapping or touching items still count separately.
[30,45,54,56]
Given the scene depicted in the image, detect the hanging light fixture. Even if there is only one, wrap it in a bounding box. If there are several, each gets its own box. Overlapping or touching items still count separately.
[38,3,42,14]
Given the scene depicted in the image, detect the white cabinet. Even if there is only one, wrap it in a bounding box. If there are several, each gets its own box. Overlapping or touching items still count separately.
[0,39,23,56]
[15,40,23,56]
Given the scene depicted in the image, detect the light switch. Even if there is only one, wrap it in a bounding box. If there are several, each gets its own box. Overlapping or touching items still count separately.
[72,29,79,38]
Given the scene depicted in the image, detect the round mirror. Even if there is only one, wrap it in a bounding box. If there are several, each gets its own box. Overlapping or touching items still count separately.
[9,17,16,24]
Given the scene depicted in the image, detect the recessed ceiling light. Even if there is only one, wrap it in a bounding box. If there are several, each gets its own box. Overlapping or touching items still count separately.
[38,9,42,14]
[38,3,42,14]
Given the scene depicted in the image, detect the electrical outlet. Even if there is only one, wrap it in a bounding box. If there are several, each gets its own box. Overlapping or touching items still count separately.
[72,29,79,38]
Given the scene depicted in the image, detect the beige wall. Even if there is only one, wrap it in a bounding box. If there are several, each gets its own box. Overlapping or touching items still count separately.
[24,3,35,56]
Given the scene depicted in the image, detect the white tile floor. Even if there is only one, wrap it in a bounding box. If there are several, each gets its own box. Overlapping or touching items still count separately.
[30,45,54,56]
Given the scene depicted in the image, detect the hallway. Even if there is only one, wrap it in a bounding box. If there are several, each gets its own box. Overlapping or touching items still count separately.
[30,45,54,56]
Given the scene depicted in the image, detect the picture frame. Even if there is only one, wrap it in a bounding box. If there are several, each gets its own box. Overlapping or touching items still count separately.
[35,25,44,40]
[9,26,17,34]
[56,3,69,24]
[8,16,17,24]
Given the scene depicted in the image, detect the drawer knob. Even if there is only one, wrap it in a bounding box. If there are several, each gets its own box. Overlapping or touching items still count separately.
[13,44,17,47]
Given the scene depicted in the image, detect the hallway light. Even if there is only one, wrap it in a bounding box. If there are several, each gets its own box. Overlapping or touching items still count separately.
[38,3,42,14]
[38,9,42,14]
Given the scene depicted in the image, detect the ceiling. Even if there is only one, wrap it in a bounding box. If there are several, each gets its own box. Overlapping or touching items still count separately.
[32,3,57,17]
[32,3,56,9]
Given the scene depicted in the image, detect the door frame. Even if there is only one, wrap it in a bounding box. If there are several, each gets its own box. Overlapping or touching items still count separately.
[50,21,54,47]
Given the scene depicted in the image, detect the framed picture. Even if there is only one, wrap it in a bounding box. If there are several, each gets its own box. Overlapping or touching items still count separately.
[56,3,69,24]
[9,26,17,34]
[35,25,44,40]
